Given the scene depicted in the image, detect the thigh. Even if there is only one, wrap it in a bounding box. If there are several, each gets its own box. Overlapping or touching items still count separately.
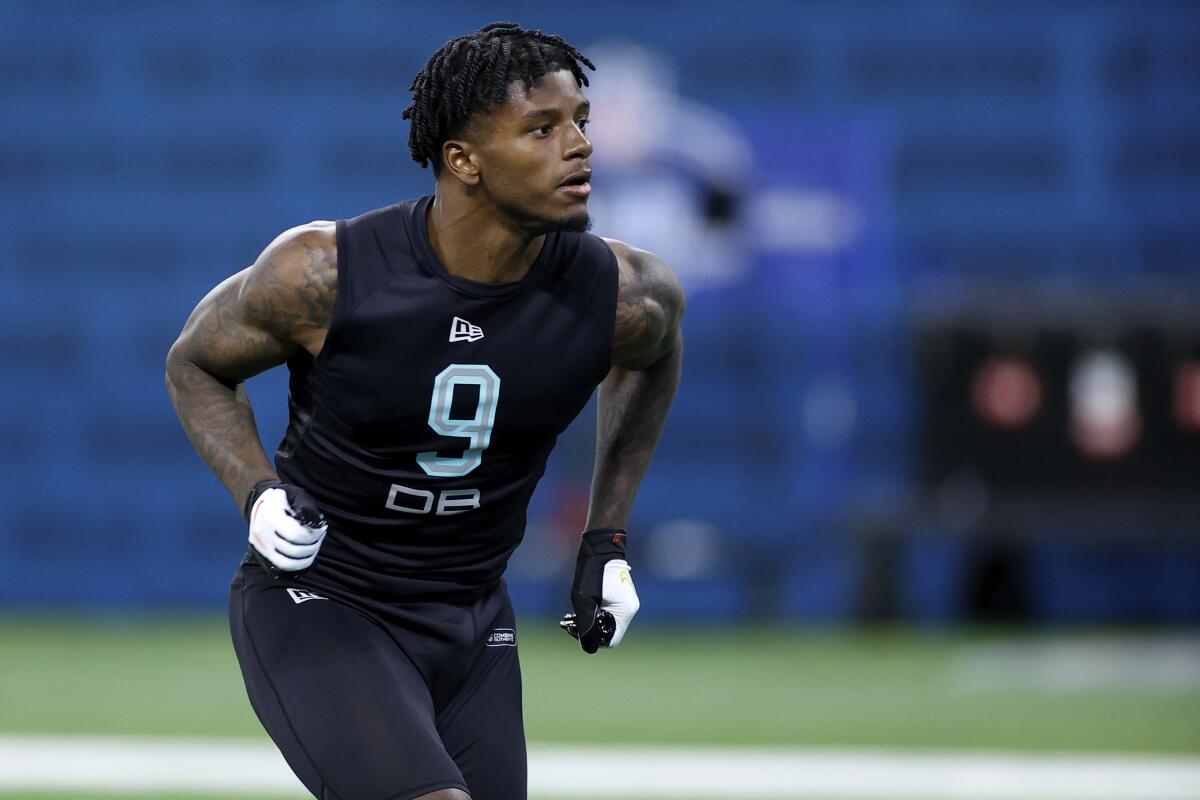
[229,565,469,800]
[436,593,527,800]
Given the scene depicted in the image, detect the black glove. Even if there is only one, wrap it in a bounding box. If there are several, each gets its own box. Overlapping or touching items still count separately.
[560,528,639,653]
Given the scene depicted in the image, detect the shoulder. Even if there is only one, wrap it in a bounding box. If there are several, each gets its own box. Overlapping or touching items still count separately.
[601,238,686,370]
[241,220,338,341]
[251,221,336,286]
[601,238,684,312]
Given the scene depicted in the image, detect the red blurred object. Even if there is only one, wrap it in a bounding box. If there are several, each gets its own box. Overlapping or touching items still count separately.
[1174,361,1200,431]
[970,356,1043,430]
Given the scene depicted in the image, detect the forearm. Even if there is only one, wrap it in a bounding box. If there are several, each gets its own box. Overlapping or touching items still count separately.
[585,337,683,530]
[165,354,277,513]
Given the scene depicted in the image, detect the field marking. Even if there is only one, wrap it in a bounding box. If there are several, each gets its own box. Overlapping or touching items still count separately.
[953,636,1200,692]
[0,735,1198,799]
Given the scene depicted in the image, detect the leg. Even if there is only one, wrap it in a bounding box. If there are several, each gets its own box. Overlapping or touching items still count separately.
[229,565,470,800]
[436,593,527,800]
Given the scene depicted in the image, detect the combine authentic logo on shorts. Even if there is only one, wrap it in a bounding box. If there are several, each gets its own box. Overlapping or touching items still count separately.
[286,588,327,604]
[485,628,516,647]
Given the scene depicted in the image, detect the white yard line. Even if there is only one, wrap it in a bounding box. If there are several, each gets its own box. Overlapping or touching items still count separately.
[0,735,1198,799]
[953,636,1200,692]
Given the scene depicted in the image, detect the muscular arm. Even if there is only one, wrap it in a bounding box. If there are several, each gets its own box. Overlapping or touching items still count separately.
[585,240,685,530]
[165,222,336,513]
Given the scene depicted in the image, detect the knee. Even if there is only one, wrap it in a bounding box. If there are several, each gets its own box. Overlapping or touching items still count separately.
[414,790,471,800]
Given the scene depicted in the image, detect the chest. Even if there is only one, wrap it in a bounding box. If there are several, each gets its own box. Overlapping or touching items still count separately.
[316,276,607,449]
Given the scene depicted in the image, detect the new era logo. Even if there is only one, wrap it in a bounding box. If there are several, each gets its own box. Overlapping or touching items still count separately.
[485,628,516,647]
[286,588,327,604]
[449,317,484,343]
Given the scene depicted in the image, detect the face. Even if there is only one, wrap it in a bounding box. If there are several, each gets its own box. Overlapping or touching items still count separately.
[451,69,594,233]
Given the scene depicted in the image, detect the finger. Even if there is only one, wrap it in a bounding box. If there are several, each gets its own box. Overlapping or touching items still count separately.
[250,538,316,571]
[270,519,326,546]
[602,590,640,622]
[286,506,327,528]
[254,498,326,538]
[579,631,602,653]
[578,609,605,654]
[606,610,630,648]
[270,536,322,560]
[600,561,639,648]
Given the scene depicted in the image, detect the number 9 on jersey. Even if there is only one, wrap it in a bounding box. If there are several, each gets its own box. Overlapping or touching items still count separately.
[416,364,501,478]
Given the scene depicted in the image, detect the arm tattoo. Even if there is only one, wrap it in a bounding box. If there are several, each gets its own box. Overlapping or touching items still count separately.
[610,258,649,366]
[166,223,336,512]
[586,241,685,530]
[250,236,337,344]
[586,342,684,530]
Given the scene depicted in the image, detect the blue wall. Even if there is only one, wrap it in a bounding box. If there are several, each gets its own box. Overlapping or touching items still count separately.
[2,1,1197,620]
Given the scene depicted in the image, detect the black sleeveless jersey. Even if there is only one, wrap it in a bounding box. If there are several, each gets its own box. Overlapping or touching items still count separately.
[273,197,618,602]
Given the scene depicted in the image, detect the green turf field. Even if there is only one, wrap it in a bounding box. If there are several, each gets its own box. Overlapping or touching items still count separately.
[1,616,1197,800]
[2,615,1196,753]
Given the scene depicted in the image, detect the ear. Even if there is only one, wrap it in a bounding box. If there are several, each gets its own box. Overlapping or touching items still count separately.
[442,139,481,186]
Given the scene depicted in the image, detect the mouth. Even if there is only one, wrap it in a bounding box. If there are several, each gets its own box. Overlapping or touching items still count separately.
[557,169,592,199]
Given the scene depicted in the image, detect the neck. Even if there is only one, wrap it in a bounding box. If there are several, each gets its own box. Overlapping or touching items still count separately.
[426,187,544,284]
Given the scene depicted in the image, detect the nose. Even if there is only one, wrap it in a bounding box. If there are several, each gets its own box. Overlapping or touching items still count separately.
[565,122,592,160]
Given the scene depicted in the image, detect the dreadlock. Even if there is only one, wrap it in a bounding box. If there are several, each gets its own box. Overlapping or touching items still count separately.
[403,22,595,174]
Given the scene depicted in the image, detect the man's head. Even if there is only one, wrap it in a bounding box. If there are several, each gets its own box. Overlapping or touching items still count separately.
[404,22,596,233]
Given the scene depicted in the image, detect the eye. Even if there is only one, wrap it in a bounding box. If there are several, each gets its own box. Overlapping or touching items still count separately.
[578,118,590,132]
[534,123,553,136]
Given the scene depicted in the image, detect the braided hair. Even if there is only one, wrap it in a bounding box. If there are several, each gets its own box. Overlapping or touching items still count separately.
[403,22,595,174]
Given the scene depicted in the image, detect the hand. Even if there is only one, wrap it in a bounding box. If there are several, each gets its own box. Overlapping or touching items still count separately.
[244,479,328,573]
[560,528,640,653]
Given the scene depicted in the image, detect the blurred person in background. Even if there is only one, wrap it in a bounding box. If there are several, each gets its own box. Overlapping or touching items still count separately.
[584,41,753,294]
[165,21,683,800]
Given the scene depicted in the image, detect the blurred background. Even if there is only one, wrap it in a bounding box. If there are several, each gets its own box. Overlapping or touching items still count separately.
[1,1,1198,798]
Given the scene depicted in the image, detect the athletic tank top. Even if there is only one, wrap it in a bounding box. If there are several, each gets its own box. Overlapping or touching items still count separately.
[273,196,618,602]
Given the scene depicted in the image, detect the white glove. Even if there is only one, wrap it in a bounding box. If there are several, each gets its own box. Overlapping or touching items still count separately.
[562,529,640,653]
[600,558,640,648]
[246,482,328,572]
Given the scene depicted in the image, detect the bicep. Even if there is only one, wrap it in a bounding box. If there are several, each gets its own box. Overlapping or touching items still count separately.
[168,221,336,384]
[607,240,686,370]
[169,268,296,386]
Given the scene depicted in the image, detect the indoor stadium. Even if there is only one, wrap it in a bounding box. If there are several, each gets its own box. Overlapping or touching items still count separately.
[2,2,1198,798]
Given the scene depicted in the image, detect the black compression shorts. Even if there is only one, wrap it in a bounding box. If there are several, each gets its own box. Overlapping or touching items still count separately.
[229,557,526,800]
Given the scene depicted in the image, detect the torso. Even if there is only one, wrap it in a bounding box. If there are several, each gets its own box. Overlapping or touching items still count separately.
[276,197,619,602]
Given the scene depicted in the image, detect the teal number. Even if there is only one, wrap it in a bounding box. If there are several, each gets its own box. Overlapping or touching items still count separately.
[416,364,501,477]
